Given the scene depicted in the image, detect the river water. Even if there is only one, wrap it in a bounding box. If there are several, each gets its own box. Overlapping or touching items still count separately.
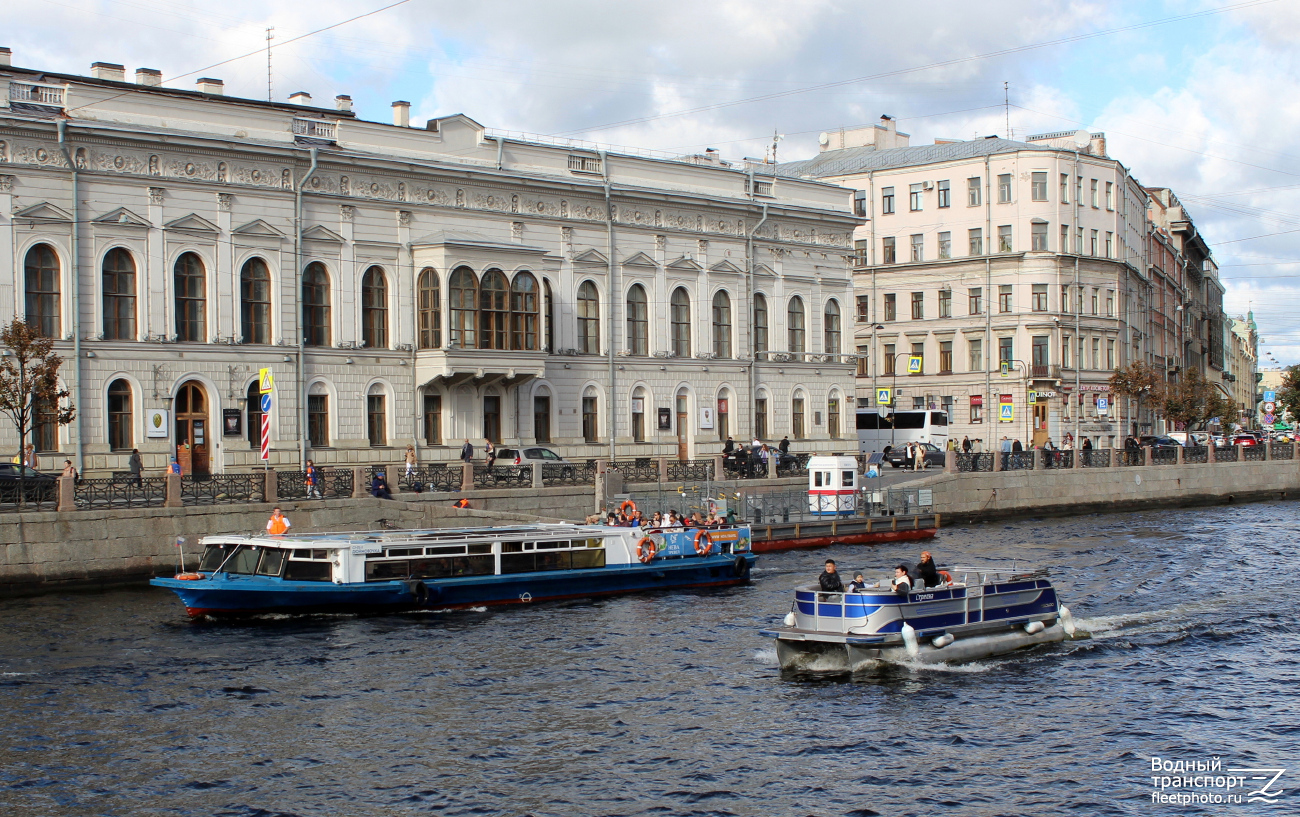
[1,502,1296,816]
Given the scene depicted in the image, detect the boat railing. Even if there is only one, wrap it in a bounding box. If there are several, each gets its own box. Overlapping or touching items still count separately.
[947,565,1049,584]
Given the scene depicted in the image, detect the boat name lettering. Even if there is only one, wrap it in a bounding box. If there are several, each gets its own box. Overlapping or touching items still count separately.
[350,544,382,555]
[914,593,934,601]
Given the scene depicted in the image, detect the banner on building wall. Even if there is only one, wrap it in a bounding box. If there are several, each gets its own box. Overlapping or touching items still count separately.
[222,409,243,437]
[658,408,672,430]
[699,406,715,429]
[146,409,169,438]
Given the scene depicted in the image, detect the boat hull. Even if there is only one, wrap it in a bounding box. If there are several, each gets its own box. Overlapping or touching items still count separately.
[771,622,1068,672]
[151,553,757,617]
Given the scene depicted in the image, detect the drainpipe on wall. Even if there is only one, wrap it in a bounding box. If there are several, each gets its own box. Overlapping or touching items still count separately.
[600,151,616,464]
[1073,149,1082,446]
[294,147,319,470]
[408,240,420,461]
[746,195,769,441]
[983,155,992,435]
[56,121,84,474]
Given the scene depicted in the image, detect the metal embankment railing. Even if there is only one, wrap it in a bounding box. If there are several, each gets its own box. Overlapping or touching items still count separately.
[181,473,265,505]
[74,476,168,509]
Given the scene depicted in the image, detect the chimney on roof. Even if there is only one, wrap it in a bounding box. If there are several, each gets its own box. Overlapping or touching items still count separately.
[289,91,312,106]
[196,77,224,95]
[0,47,11,68]
[392,100,410,127]
[135,68,162,87]
[91,62,126,82]
[335,94,352,112]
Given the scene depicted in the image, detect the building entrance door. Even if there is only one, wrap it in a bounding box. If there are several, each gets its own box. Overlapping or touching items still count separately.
[175,380,210,475]
[676,393,689,461]
[483,395,501,444]
[1032,402,1049,448]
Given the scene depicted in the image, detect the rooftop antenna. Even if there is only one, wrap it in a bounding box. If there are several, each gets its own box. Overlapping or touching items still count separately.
[770,129,784,164]
[266,27,275,102]
[1004,81,1010,139]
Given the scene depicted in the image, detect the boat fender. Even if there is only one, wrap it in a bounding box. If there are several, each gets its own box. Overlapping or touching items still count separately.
[901,623,919,657]
[1024,620,1046,635]
[693,529,713,556]
[733,555,750,578]
[931,633,955,649]
[1059,605,1077,638]
[635,537,656,564]
[783,612,796,627]
[409,581,429,607]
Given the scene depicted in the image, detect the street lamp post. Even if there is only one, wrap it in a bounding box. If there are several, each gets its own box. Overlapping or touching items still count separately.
[888,350,913,452]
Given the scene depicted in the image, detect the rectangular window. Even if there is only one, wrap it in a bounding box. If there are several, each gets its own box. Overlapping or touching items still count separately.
[913,397,925,410]
[938,289,952,318]
[1076,227,1084,253]
[998,337,1013,366]
[532,395,549,443]
[854,239,868,266]
[792,398,805,440]
[911,291,924,320]
[937,180,950,208]
[971,398,983,423]
[1062,335,1072,368]
[1107,339,1116,369]
[308,394,329,448]
[1106,290,1115,317]
[882,236,896,264]
[881,186,895,215]
[582,396,598,443]
[1032,335,1049,367]
[939,340,953,373]
[1060,224,1070,252]
[884,293,897,321]
[938,231,951,259]
[969,228,983,255]
[856,295,870,322]
[755,398,767,440]
[853,189,866,217]
[911,341,924,374]
[1032,284,1048,312]
[856,345,870,377]
[969,338,983,371]
[884,344,896,375]
[108,387,132,451]
[1090,229,1098,256]
[968,177,982,206]
[828,398,840,439]
[968,287,983,315]
[1091,337,1100,369]
[1091,288,1099,315]
[424,394,443,445]
[999,285,1013,313]
[910,234,924,262]
[1031,171,1048,201]
[1060,173,1070,204]
[631,400,644,443]
[1105,232,1114,258]
[1031,221,1048,251]
[1076,176,1084,206]
[1078,336,1085,366]
[998,173,1012,203]
[1061,285,1070,313]
[1105,181,1114,210]
[1090,179,1099,208]
[910,183,923,211]
[366,394,386,447]
[997,225,1012,252]
[942,395,954,422]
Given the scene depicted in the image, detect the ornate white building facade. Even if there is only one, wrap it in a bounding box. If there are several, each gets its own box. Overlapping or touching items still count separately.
[0,52,858,475]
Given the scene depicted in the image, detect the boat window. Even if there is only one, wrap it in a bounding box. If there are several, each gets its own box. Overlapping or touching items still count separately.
[387,547,422,557]
[535,551,570,571]
[256,549,286,576]
[227,546,261,574]
[842,470,855,484]
[582,538,604,548]
[407,555,494,579]
[524,542,536,551]
[814,472,823,487]
[468,543,492,555]
[292,549,330,560]
[424,545,466,556]
[284,561,331,582]
[198,544,236,571]
[536,540,565,550]
[366,560,410,581]
[501,541,524,553]
[571,549,606,569]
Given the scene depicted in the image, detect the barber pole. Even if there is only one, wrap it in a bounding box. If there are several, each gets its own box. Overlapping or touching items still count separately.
[260,412,271,460]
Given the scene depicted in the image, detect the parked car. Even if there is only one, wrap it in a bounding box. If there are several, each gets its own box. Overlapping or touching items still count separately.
[0,463,58,503]
[1139,435,1184,448]
[1230,434,1259,446]
[883,442,946,469]
[491,446,576,483]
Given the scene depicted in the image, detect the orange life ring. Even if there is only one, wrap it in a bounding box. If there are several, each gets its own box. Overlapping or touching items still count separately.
[938,570,953,585]
[174,572,205,581]
[636,536,656,564]
[693,529,713,556]
[619,499,637,514]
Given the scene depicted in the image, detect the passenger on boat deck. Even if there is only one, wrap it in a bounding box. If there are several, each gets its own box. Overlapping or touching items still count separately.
[890,565,912,595]
[819,559,845,592]
[848,573,868,592]
[915,551,941,589]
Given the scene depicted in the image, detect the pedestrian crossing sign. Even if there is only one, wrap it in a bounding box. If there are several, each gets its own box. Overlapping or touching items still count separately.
[1000,403,1014,422]
[259,367,274,393]
[876,387,892,406]
[908,355,923,374]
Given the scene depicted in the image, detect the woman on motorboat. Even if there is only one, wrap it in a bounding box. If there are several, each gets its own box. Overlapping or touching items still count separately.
[890,565,912,595]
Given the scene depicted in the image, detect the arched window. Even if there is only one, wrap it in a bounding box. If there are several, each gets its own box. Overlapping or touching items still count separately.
[824,299,842,355]
[449,266,477,348]
[827,391,841,439]
[787,296,806,354]
[510,271,538,351]
[246,381,262,449]
[107,379,133,450]
[582,387,599,443]
[24,244,60,338]
[361,266,388,349]
[753,292,768,357]
[307,381,330,449]
[302,262,331,347]
[792,391,807,439]
[626,285,648,356]
[479,269,508,350]
[174,252,206,342]
[417,268,441,349]
[366,383,387,447]
[577,280,600,354]
[544,279,554,352]
[102,248,136,340]
[711,290,731,358]
[240,257,272,344]
[631,386,647,442]
[670,287,691,358]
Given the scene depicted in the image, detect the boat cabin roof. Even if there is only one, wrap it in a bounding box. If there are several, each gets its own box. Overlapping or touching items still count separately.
[199,523,614,550]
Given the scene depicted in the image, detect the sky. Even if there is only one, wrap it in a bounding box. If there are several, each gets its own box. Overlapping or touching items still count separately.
[7,0,1299,365]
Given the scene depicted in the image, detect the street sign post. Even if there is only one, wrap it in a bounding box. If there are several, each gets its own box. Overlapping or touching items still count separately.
[1263,401,1276,414]
[999,394,1014,423]
[258,368,273,464]
[1263,390,1276,403]
[907,356,922,374]
[1097,397,1110,415]
[1265,412,1276,425]
[876,387,892,406]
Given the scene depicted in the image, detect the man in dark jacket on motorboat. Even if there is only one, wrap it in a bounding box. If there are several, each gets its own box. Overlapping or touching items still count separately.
[915,550,942,589]
[818,559,844,592]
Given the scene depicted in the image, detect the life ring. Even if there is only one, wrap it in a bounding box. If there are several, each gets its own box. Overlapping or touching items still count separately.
[938,570,953,585]
[636,537,656,564]
[410,580,429,607]
[693,529,713,556]
[174,572,204,581]
[733,555,750,579]
[619,499,637,514]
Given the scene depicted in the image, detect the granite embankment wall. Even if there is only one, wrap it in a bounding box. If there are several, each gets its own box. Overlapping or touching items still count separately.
[911,459,1300,522]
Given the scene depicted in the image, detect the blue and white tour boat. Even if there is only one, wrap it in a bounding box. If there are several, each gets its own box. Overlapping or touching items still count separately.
[760,564,1081,671]
[152,523,755,617]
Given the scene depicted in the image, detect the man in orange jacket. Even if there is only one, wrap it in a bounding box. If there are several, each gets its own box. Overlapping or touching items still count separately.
[267,507,291,535]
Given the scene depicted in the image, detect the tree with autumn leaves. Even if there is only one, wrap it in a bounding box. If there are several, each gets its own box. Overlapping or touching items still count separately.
[0,319,76,474]
[1109,362,1233,432]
